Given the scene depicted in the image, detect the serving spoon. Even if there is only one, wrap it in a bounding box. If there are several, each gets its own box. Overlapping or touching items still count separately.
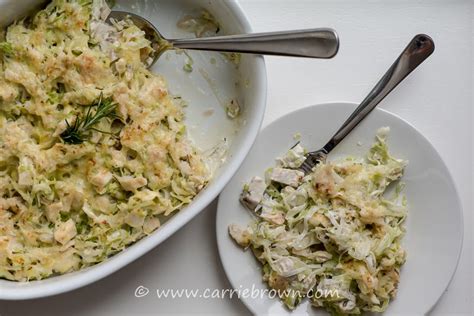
[107,11,339,68]
[299,34,435,174]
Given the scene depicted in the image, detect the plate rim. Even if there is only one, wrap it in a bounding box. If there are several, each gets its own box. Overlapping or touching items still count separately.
[216,101,464,315]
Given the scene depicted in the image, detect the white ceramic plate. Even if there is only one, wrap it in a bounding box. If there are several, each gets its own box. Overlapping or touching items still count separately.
[216,103,463,315]
[0,0,266,299]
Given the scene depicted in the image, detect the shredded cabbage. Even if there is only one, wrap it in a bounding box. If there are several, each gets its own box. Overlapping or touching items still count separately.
[229,128,408,314]
[0,0,209,281]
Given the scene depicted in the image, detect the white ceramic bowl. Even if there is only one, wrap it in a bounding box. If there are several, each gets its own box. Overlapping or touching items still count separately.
[0,0,266,299]
[216,103,463,315]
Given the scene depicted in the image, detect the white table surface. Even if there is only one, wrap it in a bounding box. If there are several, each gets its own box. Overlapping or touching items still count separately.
[1,0,472,315]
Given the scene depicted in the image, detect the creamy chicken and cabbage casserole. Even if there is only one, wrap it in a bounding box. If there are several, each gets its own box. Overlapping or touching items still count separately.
[230,128,408,314]
[0,0,210,281]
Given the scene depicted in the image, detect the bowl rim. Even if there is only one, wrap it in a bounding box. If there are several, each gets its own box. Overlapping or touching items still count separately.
[0,1,267,300]
[216,101,464,315]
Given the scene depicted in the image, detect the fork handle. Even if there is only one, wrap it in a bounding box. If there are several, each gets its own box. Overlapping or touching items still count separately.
[170,28,339,59]
[321,34,435,154]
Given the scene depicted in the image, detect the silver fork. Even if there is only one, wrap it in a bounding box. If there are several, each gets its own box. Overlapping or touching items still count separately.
[299,34,435,174]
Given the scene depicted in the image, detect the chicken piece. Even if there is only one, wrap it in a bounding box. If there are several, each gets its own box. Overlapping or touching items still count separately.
[54,219,77,245]
[46,201,64,223]
[267,270,289,292]
[0,197,27,214]
[109,148,126,168]
[0,80,18,103]
[88,168,113,193]
[260,206,285,225]
[273,257,300,277]
[139,76,168,108]
[228,224,251,247]
[308,213,331,228]
[143,217,161,234]
[116,175,147,192]
[359,200,386,225]
[354,262,378,293]
[240,176,266,210]
[4,61,43,98]
[269,167,304,187]
[18,157,35,187]
[94,195,113,214]
[276,143,306,168]
[313,164,337,196]
[125,210,145,228]
[52,247,80,274]
[38,233,54,244]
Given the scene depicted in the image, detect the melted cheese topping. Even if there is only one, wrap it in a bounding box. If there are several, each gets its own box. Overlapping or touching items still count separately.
[0,0,208,281]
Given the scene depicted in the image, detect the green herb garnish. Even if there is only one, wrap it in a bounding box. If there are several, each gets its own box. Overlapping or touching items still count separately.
[71,49,83,56]
[0,42,14,57]
[59,211,70,222]
[60,94,119,144]
[76,212,90,234]
[183,61,193,73]
[183,51,194,72]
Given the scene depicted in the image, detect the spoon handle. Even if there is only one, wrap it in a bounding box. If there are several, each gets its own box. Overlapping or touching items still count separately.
[170,28,339,59]
[321,34,435,154]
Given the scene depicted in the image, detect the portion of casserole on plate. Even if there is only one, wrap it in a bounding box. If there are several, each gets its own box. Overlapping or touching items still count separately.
[229,129,408,314]
[0,0,209,281]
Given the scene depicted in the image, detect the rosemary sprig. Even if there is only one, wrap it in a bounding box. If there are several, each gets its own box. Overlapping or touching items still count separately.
[60,94,119,144]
